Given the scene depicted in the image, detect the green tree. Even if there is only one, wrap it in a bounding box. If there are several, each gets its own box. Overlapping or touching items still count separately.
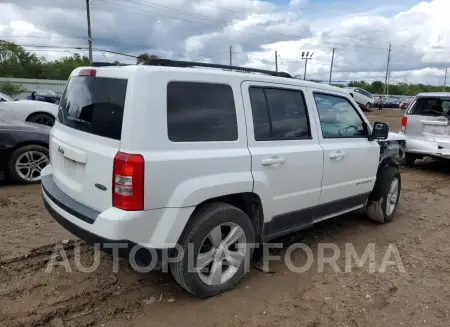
[0,81,25,97]
[43,53,90,79]
[136,53,160,64]
[0,40,44,78]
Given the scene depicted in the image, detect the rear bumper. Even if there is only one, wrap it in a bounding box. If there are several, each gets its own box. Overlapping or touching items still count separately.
[42,196,168,265]
[41,166,195,258]
[400,132,450,159]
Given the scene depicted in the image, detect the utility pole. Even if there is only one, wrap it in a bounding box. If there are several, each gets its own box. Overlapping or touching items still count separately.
[443,68,447,92]
[301,51,314,80]
[229,46,232,66]
[383,44,392,95]
[86,0,93,64]
[275,50,278,72]
[386,71,391,95]
[328,48,335,84]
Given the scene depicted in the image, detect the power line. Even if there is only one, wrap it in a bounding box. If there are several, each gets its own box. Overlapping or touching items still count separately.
[17,44,137,58]
[95,0,390,53]
[118,0,295,39]
[96,0,298,42]
[0,35,86,39]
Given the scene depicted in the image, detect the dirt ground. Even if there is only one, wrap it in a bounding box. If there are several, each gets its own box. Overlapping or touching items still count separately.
[2,109,450,327]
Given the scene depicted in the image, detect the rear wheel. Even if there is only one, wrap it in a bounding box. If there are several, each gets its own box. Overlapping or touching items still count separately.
[365,102,371,110]
[8,144,49,184]
[170,203,255,298]
[26,113,55,126]
[366,167,401,223]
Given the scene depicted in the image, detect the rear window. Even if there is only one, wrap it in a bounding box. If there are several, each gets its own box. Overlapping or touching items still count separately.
[57,76,128,140]
[409,97,450,116]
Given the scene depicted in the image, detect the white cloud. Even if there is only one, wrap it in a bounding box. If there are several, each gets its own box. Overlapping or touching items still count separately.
[0,0,449,86]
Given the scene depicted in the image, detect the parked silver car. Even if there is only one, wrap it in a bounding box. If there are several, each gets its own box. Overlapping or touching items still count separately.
[399,92,450,165]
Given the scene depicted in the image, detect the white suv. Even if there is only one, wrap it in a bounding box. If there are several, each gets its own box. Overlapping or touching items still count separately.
[346,87,375,111]
[41,60,405,298]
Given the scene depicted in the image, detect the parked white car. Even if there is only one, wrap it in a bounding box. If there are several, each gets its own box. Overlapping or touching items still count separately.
[399,92,450,165]
[346,87,375,110]
[0,92,58,126]
[41,60,406,298]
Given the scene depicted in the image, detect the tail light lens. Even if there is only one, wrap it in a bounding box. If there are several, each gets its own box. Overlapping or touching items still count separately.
[401,116,408,132]
[113,152,144,211]
[78,69,96,76]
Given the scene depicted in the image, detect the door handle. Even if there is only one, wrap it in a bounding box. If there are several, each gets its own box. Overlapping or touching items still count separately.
[329,151,347,160]
[262,156,285,166]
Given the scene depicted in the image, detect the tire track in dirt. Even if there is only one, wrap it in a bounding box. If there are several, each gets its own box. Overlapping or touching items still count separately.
[0,240,177,327]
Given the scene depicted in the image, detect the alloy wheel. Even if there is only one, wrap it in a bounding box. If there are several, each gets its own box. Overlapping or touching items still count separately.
[15,150,49,182]
[196,223,247,286]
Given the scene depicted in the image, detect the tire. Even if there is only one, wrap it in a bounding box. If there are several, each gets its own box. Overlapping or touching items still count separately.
[7,144,49,184]
[170,202,255,298]
[365,102,371,110]
[402,153,417,166]
[26,113,55,126]
[366,167,401,223]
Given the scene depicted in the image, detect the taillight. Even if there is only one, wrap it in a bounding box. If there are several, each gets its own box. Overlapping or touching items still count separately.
[113,152,144,211]
[401,116,408,132]
[79,69,96,76]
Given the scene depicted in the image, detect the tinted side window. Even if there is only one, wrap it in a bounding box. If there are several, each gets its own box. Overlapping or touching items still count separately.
[167,82,238,142]
[249,87,311,141]
[249,87,271,140]
[314,93,368,138]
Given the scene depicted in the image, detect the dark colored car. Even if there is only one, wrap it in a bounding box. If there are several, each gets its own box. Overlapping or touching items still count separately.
[399,102,410,109]
[0,119,50,184]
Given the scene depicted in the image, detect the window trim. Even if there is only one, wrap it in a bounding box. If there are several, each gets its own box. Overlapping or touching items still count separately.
[166,81,239,143]
[313,91,369,139]
[248,86,313,141]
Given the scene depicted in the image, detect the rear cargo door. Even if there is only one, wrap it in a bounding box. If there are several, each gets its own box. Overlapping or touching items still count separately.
[49,71,128,212]
[406,96,450,140]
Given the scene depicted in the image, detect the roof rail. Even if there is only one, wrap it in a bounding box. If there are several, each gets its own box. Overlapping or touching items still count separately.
[90,62,130,67]
[143,58,292,78]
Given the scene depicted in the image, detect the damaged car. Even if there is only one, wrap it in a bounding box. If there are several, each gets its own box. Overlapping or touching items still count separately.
[399,92,450,165]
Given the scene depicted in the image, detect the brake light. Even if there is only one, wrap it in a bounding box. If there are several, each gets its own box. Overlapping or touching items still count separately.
[78,69,96,76]
[401,116,408,132]
[113,152,144,211]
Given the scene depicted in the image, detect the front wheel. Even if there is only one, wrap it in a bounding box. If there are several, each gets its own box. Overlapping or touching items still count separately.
[170,203,255,298]
[366,167,401,223]
[366,102,371,110]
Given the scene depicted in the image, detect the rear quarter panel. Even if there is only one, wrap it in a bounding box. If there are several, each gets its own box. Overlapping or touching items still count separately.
[119,69,254,210]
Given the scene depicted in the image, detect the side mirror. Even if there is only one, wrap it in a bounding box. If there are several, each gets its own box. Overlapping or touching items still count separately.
[370,122,389,140]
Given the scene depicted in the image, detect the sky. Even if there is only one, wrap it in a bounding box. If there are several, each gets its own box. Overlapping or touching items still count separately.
[1,0,450,86]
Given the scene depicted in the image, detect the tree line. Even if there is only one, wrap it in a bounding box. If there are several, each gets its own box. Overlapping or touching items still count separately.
[0,40,445,97]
